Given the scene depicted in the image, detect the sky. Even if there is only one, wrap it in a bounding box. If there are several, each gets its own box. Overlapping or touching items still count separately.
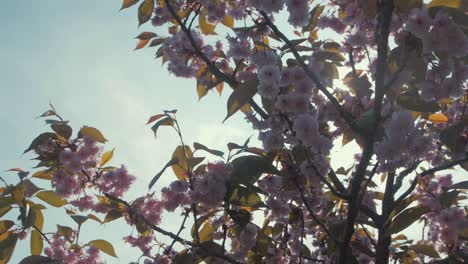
[1,1,466,263]
[0,1,255,262]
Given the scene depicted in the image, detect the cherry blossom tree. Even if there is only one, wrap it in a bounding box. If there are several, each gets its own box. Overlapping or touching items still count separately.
[1,0,467,263]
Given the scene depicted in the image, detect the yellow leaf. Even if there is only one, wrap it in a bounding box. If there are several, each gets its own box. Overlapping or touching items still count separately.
[32,169,55,180]
[0,231,18,264]
[0,221,14,235]
[171,145,193,180]
[198,221,214,242]
[428,113,449,123]
[99,148,115,167]
[35,191,68,207]
[30,230,43,255]
[216,82,224,95]
[11,185,24,203]
[199,14,216,35]
[221,15,234,28]
[197,84,208,100]
[138,0,154,26]
[87,214,103,224]
[78,126,107,143]
[88,239,117,257]
[427,0,461,9]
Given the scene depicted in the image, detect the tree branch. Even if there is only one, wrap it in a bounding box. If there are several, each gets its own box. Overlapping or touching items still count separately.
[104,194,241,264]
[259,11,359,134]
[165,0,269,120]
[394,156,468,208]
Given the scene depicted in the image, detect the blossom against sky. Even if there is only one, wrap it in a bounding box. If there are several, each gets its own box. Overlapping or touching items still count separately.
[0,2,251,262]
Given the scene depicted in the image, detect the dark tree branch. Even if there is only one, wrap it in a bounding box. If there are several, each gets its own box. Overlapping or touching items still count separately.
[394,156,468,209]
[104,194,241,264]
[259,11,359,134]
[165,0,269,120]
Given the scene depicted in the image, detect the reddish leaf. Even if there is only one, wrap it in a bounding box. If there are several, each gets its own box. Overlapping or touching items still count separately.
[135,32,157,40]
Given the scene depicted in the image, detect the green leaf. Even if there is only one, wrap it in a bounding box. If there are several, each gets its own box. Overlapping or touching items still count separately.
[78,126,107,143]
[88,239,117,257]
[36,191,67,207]
[51,123,73,139]
[409,243,440,258]
[193,142,224,158]
[174,252,196,264]
[450,180,468,190]
[224,79,258,122]
[228,209,251,228]
[57,225,74,241]
[387,206,431,235]
[149,159,177,190]
[138,0,154,26]
[104,209,123,223]
[228,185,264,208]
[197,221,214,242]
[230,155,278,185]
[70,215,88,226]
[24,133,57,154]
[396,93,440,113]
[30,230,43,255]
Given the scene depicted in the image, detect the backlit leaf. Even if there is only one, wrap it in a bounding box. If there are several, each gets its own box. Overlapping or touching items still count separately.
[104,209,123,223]
[88,239,117,257]
[135,32,157,40]
[149,159,177,190]
[36,191,67,207]
[427,0,462,9]
[121,0,139,10]
[198,221,214,242]
[193,142,224,158]
[150,116,174,139]
[221,15,234,28]
[0,231,18,264]
[99,148,115,167]
[224,79,258,122]
[134,39,151,50]
[138,0,154,26]
[51,124,72,139]
[146,114,167,125]
[32,169,55,180]
[78,126,107,143]
[409,243,440,258]
[199,14,216,35]
[427,113,448,123]
[71,215,88,226]
[387,206,431,235]
[57,225,74,241]
[396,93,440,113]
[18,255,61,264]
[230,155,278,185]
[30,230,43,255]
[171,145,193,180]
[0,221,14,235]
[24,133,57,154]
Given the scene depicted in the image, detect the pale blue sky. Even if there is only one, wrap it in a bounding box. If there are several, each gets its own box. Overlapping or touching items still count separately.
[0,1,252,263]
